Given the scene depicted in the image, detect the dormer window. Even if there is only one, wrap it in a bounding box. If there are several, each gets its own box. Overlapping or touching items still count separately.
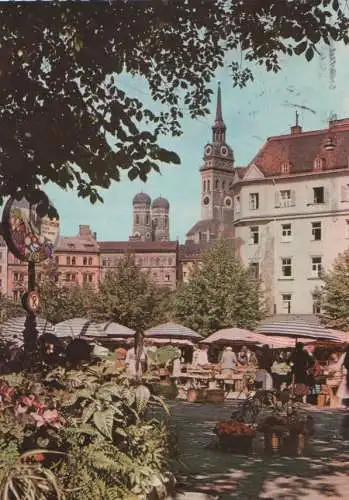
[324,136,335,152]
[314,158,324,170]
[281,163,289,174]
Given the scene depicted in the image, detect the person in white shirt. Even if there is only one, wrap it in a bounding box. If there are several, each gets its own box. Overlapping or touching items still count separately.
[221,346,237,373]
[196,346,209,366]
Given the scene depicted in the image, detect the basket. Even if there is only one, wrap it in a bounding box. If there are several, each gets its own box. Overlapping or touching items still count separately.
[207,389,225,403]
[217,434,254,453]
[187,388,207,403]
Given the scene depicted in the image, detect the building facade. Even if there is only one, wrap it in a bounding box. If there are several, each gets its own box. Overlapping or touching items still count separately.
[100,241,178,290]
[233,118,349,315]
[131,193,170,242]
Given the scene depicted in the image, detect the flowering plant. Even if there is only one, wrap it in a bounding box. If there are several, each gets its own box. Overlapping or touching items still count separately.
[214,420,255,437]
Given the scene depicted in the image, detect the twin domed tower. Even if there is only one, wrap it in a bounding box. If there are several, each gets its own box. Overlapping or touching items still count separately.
[130,193,170,242]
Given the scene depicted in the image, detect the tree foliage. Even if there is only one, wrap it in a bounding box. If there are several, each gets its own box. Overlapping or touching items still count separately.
[39,261,94,323]
[319,248,349,330]
[172,241,264,336]
[0,1,347,204]
[89,253,167,333]
[0,296,23,323]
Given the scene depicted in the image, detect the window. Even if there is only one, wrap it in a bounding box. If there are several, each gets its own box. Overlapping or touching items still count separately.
[215,179,219,189]
[66,256,70,265]
[72,256,76,265]
[281,223,292,241]
[249,262,259,279]
[249,193,259,210]
[311,257,322,278]
[13,272,24,282]
[102,258,107,266]
[314,158,323,170]
[199,232,207,242]
[207,180,211,192]
[71,273,76,282]
[235,195,241,214]
[146,215,150,225]
[280,190,292,207]
[311,222,322,241]
[165,274,170,282]
[281,294,292,314]
[13,290,20,301]
[66,273,71,282]
[281,163,289,174]
[222,181,225,190]
[203,180,206,192]
[89,274,93,283]
[281,258,292,277]
[249,226,259,244]
[83,257,87,265]
[88,257,93,265]
[313,186,324,204]
[135,214,140,225]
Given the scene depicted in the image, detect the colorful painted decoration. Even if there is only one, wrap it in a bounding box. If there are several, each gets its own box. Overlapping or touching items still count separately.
[2,193,60,263]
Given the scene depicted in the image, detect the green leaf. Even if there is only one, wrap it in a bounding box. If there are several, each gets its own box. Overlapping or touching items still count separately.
[128,167,139,181]
[93,408,115,439]
[294,41,307,55]
[305,46,314,61]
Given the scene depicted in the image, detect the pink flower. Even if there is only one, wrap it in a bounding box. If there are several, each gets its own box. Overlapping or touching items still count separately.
[31,409,64,429]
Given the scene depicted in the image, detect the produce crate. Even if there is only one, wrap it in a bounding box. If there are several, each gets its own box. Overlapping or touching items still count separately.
[207,389,225,403]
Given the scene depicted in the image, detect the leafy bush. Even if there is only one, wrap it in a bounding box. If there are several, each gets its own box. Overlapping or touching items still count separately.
[0,361,175,499]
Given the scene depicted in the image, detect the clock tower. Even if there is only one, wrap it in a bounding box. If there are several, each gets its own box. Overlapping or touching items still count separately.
[200,82,234,221]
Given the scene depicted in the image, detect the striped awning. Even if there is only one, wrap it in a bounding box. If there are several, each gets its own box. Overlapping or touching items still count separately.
[54,318,105,339]
[255,319,340,341]
[0,316,54,344]
[99,321,135,338]
[147,337,196,346]
[201,328,266,345]
[144,322,202,340]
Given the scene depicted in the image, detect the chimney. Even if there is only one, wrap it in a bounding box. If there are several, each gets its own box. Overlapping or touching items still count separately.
[79,225,91,238]
[291,125,302,135]
[290,111,302,135]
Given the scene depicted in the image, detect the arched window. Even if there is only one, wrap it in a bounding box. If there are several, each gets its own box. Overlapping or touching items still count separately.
[222,181,225,190]
[207,180,211,192]
[146,215,150,225]
[215,179,219,189]
[203,180,206,192]
[72,256,76,265]
[88,257,93,265]
[66,256,70,265]
[135,214,140,225]
[83,257,87,265]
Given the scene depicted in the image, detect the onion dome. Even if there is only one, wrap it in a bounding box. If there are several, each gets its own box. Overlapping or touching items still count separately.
[132,192,151,206]
[152,196,169,210]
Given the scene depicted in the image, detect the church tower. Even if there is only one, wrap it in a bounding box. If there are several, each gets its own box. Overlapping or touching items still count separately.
[131,192,152,241]
[151,196,170,241]
[200,83,234,222]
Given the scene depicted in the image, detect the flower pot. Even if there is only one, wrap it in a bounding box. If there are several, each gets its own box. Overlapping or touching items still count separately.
[217,433,254,453]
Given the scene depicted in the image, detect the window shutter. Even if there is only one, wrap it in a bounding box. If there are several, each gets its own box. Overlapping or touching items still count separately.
[324,187,329,204]
[291,190,296,206]
[341,185,349,202]
[275,190,281,208]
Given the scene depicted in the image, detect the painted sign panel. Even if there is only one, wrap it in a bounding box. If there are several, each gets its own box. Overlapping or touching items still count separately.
[2,194,60,263]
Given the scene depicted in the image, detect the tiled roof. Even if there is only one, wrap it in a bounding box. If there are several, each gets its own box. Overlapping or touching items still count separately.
[186,219,221,237]
[56,236,99,252]
[250,118,349,177]
[99,240,178,253]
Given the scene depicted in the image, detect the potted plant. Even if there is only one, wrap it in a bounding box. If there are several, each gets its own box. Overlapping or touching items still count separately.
[258,413,313,456]
[214,420,255,453]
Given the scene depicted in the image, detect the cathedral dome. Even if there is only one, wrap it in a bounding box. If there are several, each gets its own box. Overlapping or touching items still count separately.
[132,192,151,206]
[152,196,169,210]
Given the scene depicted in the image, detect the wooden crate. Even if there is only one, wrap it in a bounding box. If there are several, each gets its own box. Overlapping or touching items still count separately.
[207,389,225,403]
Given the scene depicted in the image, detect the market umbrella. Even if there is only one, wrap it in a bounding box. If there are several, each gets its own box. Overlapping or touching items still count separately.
[255,319,339,341]
[99,321,135,338]
[147,337,196,346]
[201,327,267,346]
[144,322,202,341]
[54,318,105,339]
[0,316,54,344]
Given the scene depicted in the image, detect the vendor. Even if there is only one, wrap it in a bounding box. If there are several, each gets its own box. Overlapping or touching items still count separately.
[220,346,237,373]
[196,345,209,366]
[271,352,292,390]
[237,345,252,366]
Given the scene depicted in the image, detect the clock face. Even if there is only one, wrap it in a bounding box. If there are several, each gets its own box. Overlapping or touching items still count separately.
[220,146,228,157]
[224,197,232,207]
[205,145,212,156]
[203,196,210,206]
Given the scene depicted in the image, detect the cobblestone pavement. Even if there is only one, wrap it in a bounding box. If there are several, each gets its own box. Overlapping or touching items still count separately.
[164,401,349,500]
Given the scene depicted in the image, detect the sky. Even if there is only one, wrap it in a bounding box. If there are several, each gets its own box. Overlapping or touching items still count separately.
[42,42,349,243]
